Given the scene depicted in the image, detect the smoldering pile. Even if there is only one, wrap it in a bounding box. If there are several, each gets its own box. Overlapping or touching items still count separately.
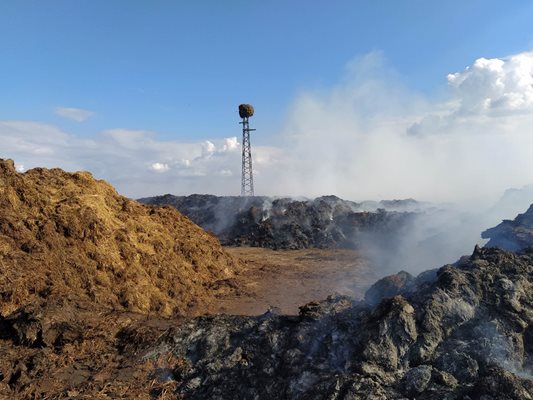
[482,203,533,252]
[146,245,533,399]
[138,194,422,251]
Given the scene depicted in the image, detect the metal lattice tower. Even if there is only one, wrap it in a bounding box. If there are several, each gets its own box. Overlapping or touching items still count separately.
[240,115,256,196]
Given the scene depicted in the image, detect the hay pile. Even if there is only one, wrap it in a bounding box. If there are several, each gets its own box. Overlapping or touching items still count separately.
[238,103,254,118]
[0,159,240,317]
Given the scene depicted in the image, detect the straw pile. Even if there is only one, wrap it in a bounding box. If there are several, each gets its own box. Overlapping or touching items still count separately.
[0,159,240,317]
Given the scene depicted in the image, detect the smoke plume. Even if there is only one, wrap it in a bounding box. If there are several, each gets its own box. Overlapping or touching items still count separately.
[272,51,533,209]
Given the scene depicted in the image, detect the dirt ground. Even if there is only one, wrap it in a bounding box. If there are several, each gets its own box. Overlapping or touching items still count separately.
[204,247,378,315]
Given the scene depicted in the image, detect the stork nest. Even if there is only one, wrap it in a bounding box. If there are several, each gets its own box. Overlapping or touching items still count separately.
[239,104,254,118]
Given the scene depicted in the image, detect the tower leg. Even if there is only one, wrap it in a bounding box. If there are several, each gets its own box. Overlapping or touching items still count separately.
[241,117,254,196]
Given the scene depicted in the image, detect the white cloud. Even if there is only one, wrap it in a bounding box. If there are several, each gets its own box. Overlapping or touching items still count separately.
[55,107,95,122]
[0,121,71,158]
[203,140,216,156]
[447,52,533,115]
[218,169,233,176]
[0,121,268,197]
[150,162,170,173]
[221,137,239,151]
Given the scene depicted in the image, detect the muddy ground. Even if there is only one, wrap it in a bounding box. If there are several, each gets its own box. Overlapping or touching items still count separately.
[206,247,377,315]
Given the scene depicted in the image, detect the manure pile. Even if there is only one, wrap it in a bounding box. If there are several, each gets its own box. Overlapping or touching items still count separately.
[0,159,240,317]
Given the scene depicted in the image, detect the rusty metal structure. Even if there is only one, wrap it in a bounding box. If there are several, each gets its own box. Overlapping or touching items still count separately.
[239,104,255,196]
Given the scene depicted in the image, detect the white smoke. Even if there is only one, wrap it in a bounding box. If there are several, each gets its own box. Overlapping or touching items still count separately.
[272,51,533,209]
[258,51,533,273]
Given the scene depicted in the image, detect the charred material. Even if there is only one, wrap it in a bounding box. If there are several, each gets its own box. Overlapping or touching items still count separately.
[150,246,533,400]
[139,194,419,251]
[482,203,533,252]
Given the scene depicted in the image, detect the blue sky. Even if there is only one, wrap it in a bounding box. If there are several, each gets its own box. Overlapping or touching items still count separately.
[2,1,532,141]
[2,1,533,202]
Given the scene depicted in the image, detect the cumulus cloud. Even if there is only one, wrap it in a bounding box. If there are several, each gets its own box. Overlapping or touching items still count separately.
[203,141,216,156]
[447,52,533,115]
[222,137,239,151]
[407,53,533,137]
[54,107,95,122]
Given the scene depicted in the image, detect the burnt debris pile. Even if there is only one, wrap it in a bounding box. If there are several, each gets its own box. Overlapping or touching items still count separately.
[483,203,533,252]
[153,245,533,399]
[139,194,421,250]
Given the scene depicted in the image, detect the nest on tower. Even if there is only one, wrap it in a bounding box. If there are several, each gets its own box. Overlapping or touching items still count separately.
[239,104,254,118]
